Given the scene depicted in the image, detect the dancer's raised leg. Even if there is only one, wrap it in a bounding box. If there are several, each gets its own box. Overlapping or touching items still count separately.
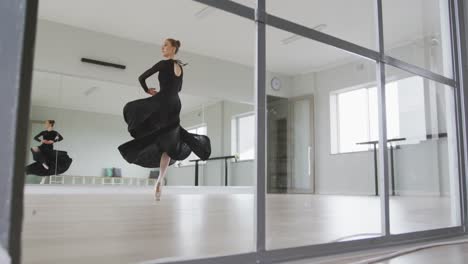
[154,152,171,201]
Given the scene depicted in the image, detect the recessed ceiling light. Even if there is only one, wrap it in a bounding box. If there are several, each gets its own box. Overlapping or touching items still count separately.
[282,35,303,45]
[84,86,99,96]
[282,24,328,45]
[195,6,215,19]
[314,24,328,32]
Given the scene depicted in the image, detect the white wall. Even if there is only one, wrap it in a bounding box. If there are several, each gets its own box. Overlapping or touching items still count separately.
[394,139,449,196]
[301,38,457,196]
[33,20,278,186]
[30,105,151,178]
[34,20,458,195]
[306,59,376,195]
[34,20,293,103]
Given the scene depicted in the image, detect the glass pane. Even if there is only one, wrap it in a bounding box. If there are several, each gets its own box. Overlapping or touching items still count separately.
[267,0,377,50]
[24,1,256,263]
[26,72,64,184]
[369,84,401,141]
[266,25,381,249]
[337,88,370,153]
[383,0,454,78]
[385,65,461,234]
[239,114,255,160]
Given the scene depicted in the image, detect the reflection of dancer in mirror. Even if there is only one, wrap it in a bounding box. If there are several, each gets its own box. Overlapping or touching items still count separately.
[31,120,62,170]
[26,120,73,181]
[119,38,211,201]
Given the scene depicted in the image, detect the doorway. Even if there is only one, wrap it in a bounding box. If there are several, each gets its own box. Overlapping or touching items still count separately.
[267,95,315,194]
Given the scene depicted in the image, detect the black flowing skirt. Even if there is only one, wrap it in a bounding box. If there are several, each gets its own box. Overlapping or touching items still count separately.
[26,149,73,176]
[118,93,211,168]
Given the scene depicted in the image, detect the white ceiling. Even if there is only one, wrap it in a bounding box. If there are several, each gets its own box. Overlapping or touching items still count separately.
[37,0,444,75]
[31,70,220,116]
[33,0,445,115]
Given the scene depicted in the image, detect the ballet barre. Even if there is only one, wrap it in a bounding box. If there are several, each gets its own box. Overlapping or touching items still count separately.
[356,137,406,196]
[190,155,238,186]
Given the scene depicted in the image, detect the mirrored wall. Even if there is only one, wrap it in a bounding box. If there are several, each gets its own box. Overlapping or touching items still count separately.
[26,69,256,187]
[22,1,259,263]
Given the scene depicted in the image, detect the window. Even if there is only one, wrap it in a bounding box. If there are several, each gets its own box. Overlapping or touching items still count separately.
[330,76,423,154]
[177,124,207,166]
[232,113,255,160]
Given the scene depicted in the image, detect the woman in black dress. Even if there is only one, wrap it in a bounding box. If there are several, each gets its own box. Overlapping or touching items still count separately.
[26,120,73,177]
[119,38,211,200]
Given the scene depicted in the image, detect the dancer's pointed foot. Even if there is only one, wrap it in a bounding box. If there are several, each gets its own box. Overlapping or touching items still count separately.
[154,180,162,201]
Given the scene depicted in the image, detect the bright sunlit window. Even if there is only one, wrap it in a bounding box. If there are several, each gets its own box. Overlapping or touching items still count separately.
[231,113,255,160]
[330,76,422,154]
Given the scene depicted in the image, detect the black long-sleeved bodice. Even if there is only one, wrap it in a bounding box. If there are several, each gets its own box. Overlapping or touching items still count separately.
[34,130,63,150]
[27,130,71,176]
[138,59,183,95]
[119,59,211,168]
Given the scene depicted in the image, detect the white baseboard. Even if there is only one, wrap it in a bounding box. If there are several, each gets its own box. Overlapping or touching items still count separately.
[316,190,448,197]
[396,190,444,197]
[24,185,255,195]
[316,190,375,196]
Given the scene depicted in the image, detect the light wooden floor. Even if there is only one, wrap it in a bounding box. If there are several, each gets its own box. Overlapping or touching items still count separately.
[22,186,456,264]
[285,237,468,264]
[373,243,468,264]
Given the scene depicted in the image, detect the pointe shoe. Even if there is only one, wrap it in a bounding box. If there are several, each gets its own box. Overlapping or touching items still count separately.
[154,181,162,201]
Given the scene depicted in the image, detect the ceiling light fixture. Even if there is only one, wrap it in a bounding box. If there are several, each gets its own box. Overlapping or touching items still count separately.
[81,58,126,70]
[84,86,99,96]
[194,6,215,19]
[281,24,328,45]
